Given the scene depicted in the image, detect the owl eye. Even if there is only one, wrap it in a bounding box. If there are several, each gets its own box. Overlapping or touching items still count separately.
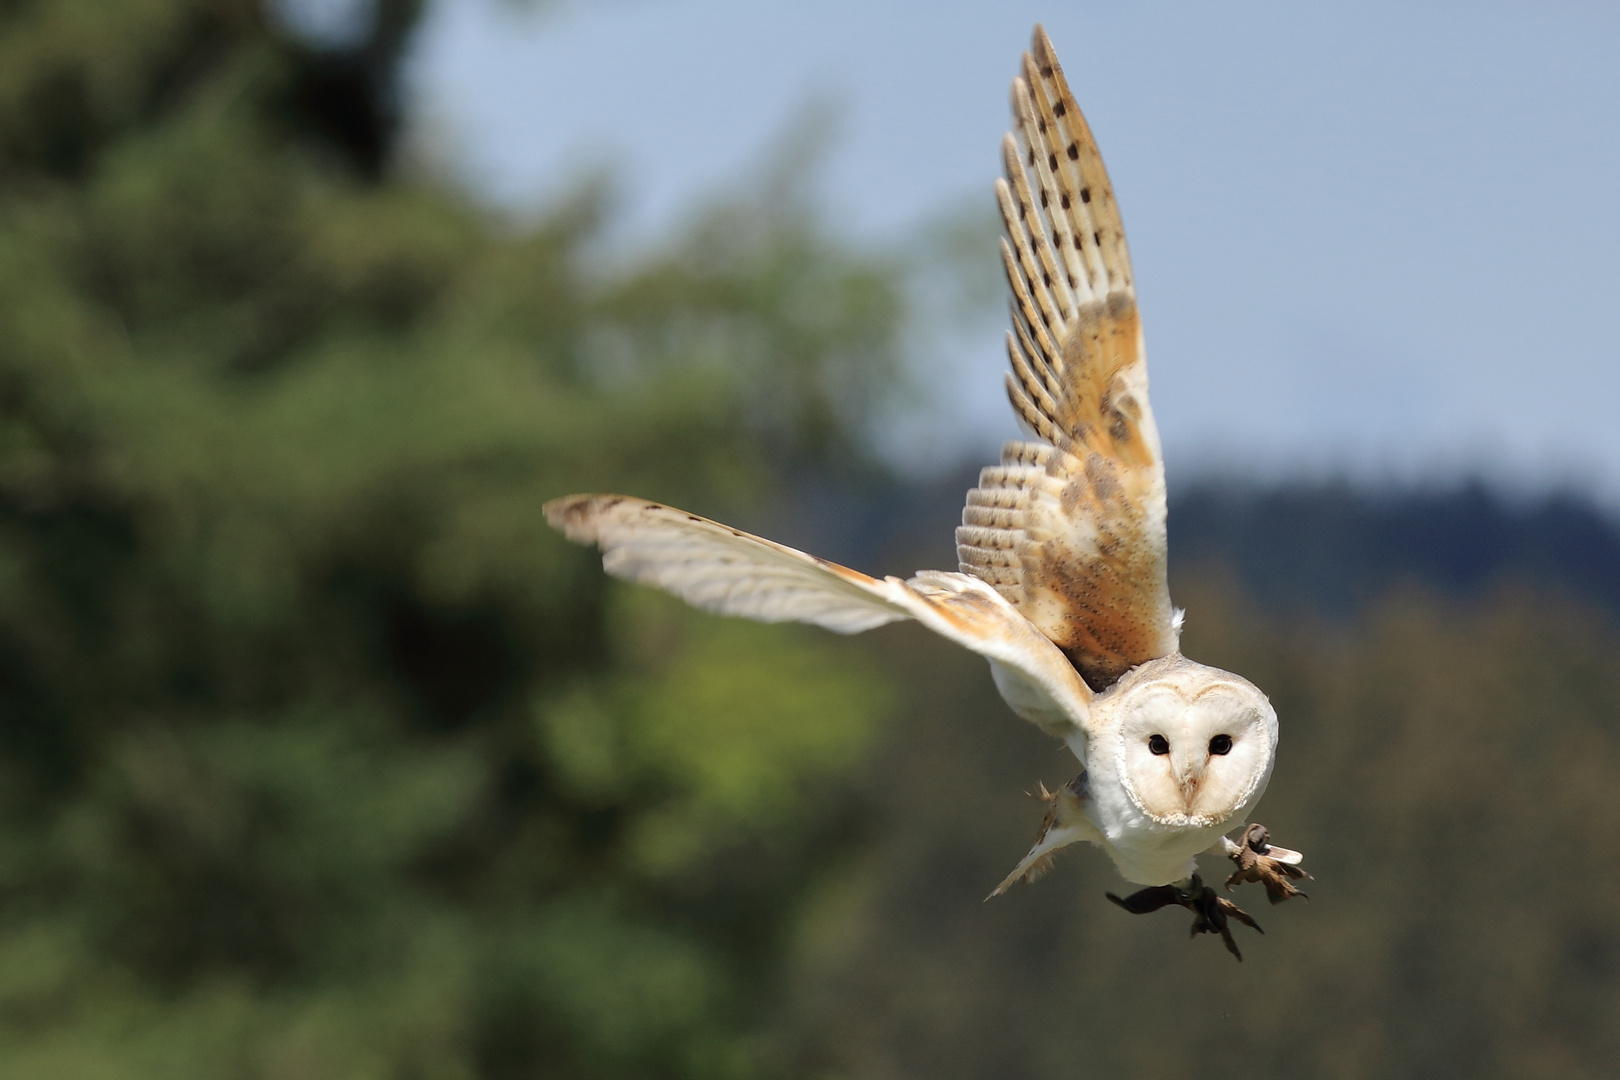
[1147,734,1170,755]
[1209,734,1233,755]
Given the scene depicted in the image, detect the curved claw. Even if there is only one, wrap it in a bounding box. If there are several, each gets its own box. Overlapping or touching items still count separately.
[1106,874,1262,961]
[1186,875,1261,960]
[1224,823,1312,904]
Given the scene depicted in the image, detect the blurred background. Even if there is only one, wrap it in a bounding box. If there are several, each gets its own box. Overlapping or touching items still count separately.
[0,0,1617,1077]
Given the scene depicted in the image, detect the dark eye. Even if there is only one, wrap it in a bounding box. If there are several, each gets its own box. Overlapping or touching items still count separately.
[1209,734,1233,755]
[1147,734,1170,756]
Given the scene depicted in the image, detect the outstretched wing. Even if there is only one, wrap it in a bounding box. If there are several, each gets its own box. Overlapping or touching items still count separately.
[955,25,1178,691]
[546,494,1092,738]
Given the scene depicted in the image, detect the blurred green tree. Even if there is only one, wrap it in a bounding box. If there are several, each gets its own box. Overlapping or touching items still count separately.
[0,1,902,1076]
[9,4,1620,1079]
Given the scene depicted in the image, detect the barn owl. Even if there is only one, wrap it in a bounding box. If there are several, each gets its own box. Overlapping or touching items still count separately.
[545,25,1307,959]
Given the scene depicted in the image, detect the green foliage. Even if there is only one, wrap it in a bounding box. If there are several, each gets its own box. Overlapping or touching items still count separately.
[6,2,1620,1078]
[0,1,899,1076]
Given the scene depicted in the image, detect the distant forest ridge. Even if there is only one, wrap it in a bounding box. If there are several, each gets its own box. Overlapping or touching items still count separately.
[1171,480,1620,618]
[765,474,1620,621]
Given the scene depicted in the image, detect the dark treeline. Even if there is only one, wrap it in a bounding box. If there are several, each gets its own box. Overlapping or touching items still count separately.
[769,467,1620,622]
[1,1,1618,1078]
[1172,480,1620,620]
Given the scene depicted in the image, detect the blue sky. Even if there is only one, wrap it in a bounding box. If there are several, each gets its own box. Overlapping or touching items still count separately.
[405,0,1620,497]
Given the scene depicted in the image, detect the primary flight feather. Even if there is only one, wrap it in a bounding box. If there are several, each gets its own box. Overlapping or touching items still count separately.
[545,25,1306,960]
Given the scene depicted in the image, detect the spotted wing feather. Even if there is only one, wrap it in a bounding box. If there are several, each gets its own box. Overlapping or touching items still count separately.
[547,494,1092,737]
[957,26,1177,690]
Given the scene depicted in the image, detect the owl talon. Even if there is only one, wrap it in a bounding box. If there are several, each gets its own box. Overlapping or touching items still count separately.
[1222,823,1311,904]
[1106,874,1260,961]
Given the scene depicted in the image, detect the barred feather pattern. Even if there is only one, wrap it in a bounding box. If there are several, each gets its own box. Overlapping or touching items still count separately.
[546,494,1094,739]
[957,26,1178,690]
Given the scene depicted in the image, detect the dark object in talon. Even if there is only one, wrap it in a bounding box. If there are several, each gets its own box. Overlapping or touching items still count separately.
[1105,883,1182,914]
[1106,874,1262,960]
[1224,823,1312,904]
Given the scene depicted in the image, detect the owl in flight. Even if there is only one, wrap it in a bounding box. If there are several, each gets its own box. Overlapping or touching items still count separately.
[547,25,1307,959]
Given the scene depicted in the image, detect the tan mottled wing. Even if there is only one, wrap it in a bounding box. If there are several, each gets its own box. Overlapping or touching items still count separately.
[956,26,1177,691]
[547,494,1092,737]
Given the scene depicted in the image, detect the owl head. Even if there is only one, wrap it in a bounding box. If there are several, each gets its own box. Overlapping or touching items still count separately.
[1105,655,1277,829]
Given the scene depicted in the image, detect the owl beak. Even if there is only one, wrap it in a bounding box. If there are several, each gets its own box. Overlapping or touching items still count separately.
[1172,750,1204,804]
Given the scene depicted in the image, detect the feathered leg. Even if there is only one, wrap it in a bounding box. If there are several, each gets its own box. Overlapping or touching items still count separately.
[1221,822,1311,903]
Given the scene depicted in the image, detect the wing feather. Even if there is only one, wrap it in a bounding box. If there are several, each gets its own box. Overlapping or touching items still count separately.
[547,495,1092,738]
[957,26,1178,690]
[548,493,905,633]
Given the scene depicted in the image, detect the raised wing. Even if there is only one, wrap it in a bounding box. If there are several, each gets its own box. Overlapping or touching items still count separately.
[546,494,1092,738]
[956,26,1178,691]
